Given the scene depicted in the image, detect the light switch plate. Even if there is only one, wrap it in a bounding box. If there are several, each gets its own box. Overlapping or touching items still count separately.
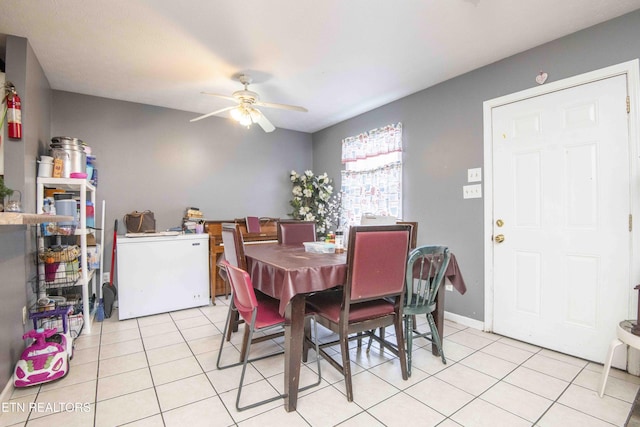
[463,184,482,199]
[468,167,482,182]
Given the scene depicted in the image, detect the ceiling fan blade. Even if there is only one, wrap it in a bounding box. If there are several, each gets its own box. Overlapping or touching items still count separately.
[189,106,236,123]
[201,92,239,103]
[254,100,308,112]
[252,109,276,133]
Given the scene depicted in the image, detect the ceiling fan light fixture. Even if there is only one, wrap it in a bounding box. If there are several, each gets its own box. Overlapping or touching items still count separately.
[239,114,252,127]
[191,74,307,132]
[230,105,253,127]
[230,106,242,121]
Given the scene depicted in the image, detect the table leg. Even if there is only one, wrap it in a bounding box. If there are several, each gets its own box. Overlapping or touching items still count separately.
[433,282,445,356]
[284,294,305,412]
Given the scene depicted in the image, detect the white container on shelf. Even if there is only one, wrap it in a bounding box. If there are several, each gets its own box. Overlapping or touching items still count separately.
[54,199,77,228]
[38,161,53,177]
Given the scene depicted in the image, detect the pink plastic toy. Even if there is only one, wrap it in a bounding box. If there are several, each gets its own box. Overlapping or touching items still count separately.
[13,327,73,387]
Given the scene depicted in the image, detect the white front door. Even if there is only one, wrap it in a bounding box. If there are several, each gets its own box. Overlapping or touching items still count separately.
[491,74,630,363]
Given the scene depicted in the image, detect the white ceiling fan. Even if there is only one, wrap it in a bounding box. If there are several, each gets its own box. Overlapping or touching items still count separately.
[190,74,308,132]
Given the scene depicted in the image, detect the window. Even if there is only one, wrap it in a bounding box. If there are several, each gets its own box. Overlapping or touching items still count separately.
[340,123,403,226]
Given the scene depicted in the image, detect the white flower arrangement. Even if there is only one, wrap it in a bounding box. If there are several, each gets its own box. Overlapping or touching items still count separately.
[289,170,342,237]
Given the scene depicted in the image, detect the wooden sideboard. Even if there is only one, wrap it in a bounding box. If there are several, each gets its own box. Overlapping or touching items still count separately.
[204,217,279,299]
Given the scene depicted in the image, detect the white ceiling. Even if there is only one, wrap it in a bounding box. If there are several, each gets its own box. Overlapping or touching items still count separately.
[1,0,640,133]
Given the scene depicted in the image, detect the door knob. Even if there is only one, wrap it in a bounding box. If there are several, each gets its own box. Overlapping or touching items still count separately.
[494,234,505,243]
[496,219,504,227]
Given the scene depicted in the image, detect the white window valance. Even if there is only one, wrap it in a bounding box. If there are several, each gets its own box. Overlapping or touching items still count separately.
[341,122,403,163]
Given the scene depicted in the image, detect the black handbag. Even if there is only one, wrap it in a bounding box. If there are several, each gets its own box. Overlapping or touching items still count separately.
[123,210,156,233]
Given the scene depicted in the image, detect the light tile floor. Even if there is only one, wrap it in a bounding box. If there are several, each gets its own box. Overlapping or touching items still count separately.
[1,297,639,426]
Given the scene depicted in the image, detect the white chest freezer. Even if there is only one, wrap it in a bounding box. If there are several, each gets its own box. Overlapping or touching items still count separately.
[116,233,210,320]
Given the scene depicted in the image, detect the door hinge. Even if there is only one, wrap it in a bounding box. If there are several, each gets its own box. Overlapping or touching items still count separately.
[627,96,631,114]
[630,214,633,232]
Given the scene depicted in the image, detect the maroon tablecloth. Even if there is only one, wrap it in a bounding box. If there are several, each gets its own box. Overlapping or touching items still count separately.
[245,244,466,315]
[245,244,348,315]
[440,255,467,295]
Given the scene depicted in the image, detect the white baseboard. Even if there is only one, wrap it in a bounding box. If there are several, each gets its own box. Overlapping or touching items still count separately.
[0,378,13,404]
[444,311,485,331]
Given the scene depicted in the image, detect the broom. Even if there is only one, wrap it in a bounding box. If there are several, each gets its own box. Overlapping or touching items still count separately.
[102,219,118,318]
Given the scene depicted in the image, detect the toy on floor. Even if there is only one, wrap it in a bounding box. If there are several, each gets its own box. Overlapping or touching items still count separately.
[13,327,73,387]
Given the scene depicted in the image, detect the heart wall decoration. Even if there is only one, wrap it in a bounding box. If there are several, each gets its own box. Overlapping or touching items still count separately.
[536,71,548,85]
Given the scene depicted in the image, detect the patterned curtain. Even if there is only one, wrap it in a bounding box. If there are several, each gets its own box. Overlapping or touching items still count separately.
[341,123,403,163]
[340,123,403,226]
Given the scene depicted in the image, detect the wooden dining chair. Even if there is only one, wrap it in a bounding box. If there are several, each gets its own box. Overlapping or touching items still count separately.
[403,245,451,372]
[217,261,322,411]
[366,245,450,373]
[277,219,317,244]
[367,220,418,343]
[396,221,418,249]
[305,224,411,401]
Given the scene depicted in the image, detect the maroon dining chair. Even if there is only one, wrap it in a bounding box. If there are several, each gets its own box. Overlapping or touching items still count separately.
[367,220,418,343]
[277,220,317,244]
[221,223,283,345]
[305,224,411,401]
[396,221,418,250]
[220,223,247,340]
[245,216,261,233]
[217,261,322,411]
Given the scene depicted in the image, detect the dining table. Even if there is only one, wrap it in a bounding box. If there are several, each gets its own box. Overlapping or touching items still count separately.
[243,243,466,412]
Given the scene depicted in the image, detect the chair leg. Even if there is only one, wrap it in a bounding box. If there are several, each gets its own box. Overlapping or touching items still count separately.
[340,332,354,402]
[216,301,234,369]
[239,324,250,362]
[225,293,243,342]
[427,313,446,364]
[394,314,408,381]
[235,324,254,410]
[303,317,311,363]
[235,317,297,411]
[300,316,323,392]
[405,315,414,377]
[366,327,386,353]
[356,332,363,349]
[226,310,241,341]
[219,312,320,411]
[599,338,624,397]
[235,319,286,411]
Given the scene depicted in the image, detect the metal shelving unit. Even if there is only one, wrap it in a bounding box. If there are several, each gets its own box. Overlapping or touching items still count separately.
[36,177,97,334]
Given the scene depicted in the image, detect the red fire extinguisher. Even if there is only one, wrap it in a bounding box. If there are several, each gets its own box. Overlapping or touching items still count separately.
[6,87,22,140]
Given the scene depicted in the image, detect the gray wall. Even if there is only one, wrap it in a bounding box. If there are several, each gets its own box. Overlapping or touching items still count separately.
[312,9,640,322]
[0,226,27,392]
[0,35,51,390]
[51,91,313,265]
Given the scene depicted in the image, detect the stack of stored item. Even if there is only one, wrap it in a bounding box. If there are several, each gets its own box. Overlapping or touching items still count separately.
[183,207,204,233]
[48,136,98,186]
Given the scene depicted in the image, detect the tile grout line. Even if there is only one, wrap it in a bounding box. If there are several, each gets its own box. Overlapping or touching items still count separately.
[135,315,169,427]
[172,303,235,424]
[90,319,105,427]
[439,337,542,425]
